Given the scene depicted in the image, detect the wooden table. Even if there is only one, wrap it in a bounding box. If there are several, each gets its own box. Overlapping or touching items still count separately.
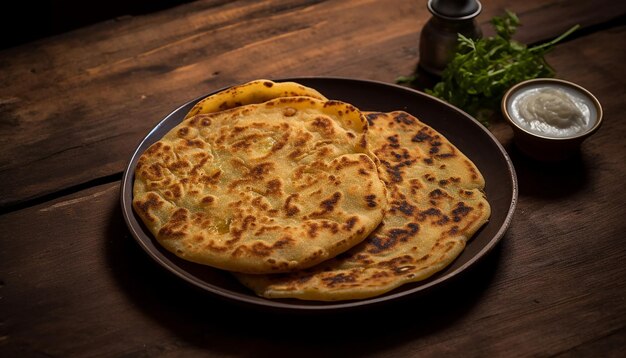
[2,0,625,356]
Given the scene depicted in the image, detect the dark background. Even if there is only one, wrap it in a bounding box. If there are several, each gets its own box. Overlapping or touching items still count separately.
[1,0,196,49]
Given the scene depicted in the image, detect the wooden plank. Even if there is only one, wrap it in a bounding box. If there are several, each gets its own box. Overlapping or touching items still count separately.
[1,0,625,208]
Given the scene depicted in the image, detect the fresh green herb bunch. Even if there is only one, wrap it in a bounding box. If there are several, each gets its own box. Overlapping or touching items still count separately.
[427,11,578,125]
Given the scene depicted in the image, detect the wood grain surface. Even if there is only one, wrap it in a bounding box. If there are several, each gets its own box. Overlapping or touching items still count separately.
[1,0,625,356]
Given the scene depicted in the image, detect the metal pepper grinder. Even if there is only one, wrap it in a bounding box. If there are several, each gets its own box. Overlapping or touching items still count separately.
[419,0,482,77]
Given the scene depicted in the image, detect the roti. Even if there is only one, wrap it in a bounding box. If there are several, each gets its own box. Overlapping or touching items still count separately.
[133,97,387,274]
[236,111,490,300]
[184,79,327,119]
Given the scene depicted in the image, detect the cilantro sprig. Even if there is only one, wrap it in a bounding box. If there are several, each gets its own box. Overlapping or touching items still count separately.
[426,11,579,125]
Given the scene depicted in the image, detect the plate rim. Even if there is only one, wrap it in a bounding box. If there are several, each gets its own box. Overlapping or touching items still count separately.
[120,76,518,311]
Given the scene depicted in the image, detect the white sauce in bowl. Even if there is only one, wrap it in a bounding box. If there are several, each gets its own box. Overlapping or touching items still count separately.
[507,83,597,138]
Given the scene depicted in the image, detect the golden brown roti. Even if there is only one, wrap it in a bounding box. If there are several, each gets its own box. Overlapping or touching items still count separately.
[184,79,328,119]
[236,111,490,300]
[133,97,387,274]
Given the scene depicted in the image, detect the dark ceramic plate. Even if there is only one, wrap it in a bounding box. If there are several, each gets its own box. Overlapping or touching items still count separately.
[120,77,517,311]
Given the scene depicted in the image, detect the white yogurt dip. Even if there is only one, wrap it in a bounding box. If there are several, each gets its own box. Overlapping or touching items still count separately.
[507,83,597,138]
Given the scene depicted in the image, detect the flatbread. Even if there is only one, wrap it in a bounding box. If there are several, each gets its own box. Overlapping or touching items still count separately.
[236,111,490,300]
[133,97,387,274]
[184,79,327,119]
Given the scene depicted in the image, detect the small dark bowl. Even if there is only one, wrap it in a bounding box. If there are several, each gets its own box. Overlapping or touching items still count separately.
[501,78,603,161]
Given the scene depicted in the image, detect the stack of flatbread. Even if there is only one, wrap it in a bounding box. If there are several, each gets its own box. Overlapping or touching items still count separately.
[133,79,491,301]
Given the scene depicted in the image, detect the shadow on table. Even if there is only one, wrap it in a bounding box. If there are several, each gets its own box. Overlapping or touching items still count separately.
[107,204,505,356]
[506,142,592,199]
